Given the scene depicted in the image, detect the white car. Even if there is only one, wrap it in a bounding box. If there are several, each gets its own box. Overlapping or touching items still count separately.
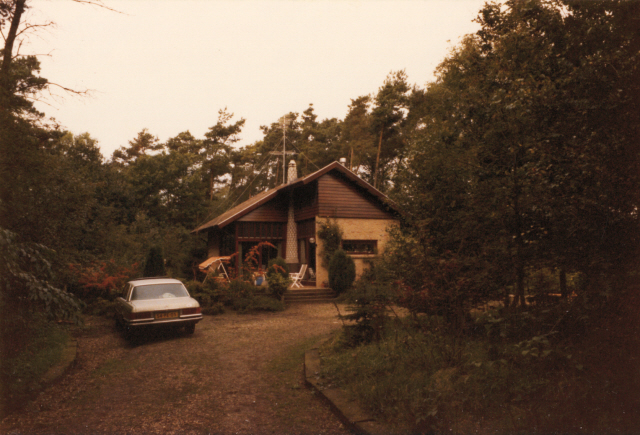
[115,278,203,337]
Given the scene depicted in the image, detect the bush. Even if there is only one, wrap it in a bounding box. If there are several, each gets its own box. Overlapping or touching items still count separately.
[329,249,356,294]
[266,267,291,300]
[266,257,288,279]
[0,315,70,418]
[185,279,226,315]
[143,246,165,277]
[247,295,285,312]
[84,298,119,317]
[221,278,286,313]
[202,302,225,315]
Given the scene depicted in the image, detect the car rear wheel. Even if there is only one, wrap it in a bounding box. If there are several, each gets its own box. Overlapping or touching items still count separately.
[185,324,196,334]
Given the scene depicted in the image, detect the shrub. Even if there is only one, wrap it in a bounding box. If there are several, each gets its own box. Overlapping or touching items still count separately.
[202,302,225,315]
[266,257,289,279]
[266,259,291,300]
[84,298,119,317]
[342,265,395,345]
[143,246,165,277]
[68,260,139,302]
[329,249,356,294]
[247,295,285,312]
[185,279,226,315]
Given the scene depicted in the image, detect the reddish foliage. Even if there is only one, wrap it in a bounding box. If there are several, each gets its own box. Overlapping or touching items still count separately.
[224,242,276,282]
[68,260,140,299]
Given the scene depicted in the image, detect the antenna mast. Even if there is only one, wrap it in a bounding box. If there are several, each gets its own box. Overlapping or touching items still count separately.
[270,115,296,184]
[282,115,286,184]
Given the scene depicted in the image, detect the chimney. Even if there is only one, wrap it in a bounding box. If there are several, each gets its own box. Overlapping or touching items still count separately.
[288,160,297,184]
[285,160,298,267]
[339,157,347,166]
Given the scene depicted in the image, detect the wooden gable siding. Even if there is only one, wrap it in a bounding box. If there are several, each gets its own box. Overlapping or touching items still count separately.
[317,172,395,219]
[294,181,319,222]
[238,192,288,222]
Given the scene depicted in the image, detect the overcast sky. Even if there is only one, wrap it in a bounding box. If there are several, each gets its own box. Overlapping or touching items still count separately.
[26,0,486,158]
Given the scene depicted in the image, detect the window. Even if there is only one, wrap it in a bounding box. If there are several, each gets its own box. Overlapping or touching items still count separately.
[237,222,284,240]
[342,240,377,255]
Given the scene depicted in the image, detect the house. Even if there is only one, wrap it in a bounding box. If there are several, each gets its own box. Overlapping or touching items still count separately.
[193,160,400,287]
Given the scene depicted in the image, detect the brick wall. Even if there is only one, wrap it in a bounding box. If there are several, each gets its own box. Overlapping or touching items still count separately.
[314,217,398,287]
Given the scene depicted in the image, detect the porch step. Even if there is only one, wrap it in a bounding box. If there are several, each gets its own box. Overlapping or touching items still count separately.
[285,287,336,304]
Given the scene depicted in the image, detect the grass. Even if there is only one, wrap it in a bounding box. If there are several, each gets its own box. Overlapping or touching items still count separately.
[0,316,71,418]
[264,336,328,429]
[267,336,322,386]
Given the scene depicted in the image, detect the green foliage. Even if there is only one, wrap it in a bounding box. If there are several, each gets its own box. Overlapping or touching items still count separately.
[0,316,70,418]
[265,272,291,300]
[328,249,356,295]
[265,257,291,299]
[317,218,343,268]
[233,294,285,313]
[185,279,226,315]
[84,298,119,317]
[321,312,598,434]
[143,246,166,277]
[266,257,288,279]
[220,278,284,313]
[0,228,82,325]
[341,261,395,345]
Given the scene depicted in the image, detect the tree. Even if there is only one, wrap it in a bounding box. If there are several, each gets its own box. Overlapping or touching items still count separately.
[112,128,163,164]
[202,109,245,200]
[394,0,640,321]
[370,70,410,190]
[339,96,375,176]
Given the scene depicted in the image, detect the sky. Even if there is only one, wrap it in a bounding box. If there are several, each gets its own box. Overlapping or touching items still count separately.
[25,0,486,159]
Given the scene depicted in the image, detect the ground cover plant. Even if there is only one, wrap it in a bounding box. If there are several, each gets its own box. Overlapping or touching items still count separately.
[321,291,640,434]
[0,316,71,419]
[319,244,640,434]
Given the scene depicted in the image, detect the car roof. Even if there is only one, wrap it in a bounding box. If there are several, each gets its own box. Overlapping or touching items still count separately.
[128,278,184,286]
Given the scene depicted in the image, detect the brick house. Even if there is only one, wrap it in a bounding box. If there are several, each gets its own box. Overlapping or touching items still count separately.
[193,160,400,287]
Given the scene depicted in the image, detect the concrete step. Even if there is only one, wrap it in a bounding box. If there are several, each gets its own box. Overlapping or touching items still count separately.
[285,287,336,303]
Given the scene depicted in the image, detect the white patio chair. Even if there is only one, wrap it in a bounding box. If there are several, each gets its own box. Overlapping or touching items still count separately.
[290,264,307,288]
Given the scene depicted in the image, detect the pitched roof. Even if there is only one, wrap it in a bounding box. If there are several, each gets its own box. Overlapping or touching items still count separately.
[193,161,399,233]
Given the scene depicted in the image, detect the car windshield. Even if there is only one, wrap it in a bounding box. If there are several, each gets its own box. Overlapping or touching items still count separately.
[131,283,189,301]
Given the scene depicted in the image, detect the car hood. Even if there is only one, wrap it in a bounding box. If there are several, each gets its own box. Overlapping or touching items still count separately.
[129,297,200,312]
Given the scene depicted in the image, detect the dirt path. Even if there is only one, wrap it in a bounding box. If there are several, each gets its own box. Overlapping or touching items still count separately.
[0,304,351,435]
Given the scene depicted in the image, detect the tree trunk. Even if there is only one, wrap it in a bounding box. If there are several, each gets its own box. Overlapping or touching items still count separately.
[559,268,568,299]
[511,162,527,309]
[373,128,383,189]
[1,0,26,94]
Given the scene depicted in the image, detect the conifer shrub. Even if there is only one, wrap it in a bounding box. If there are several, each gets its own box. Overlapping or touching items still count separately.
[329,249,356,295]
[143,246,165,277]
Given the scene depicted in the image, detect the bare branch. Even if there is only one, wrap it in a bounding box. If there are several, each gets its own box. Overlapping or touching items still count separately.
[71,0,125,14]
[47,82,93,97]
[16,20,55,37]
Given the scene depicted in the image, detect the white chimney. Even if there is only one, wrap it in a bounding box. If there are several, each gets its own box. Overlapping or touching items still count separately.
[339,157,347,166]
[288,160,297,184]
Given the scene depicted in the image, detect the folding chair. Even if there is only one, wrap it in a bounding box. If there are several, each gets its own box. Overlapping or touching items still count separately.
[290,264,307,288]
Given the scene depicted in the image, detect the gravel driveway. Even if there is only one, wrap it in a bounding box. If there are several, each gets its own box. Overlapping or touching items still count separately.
[0,304,351,435]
